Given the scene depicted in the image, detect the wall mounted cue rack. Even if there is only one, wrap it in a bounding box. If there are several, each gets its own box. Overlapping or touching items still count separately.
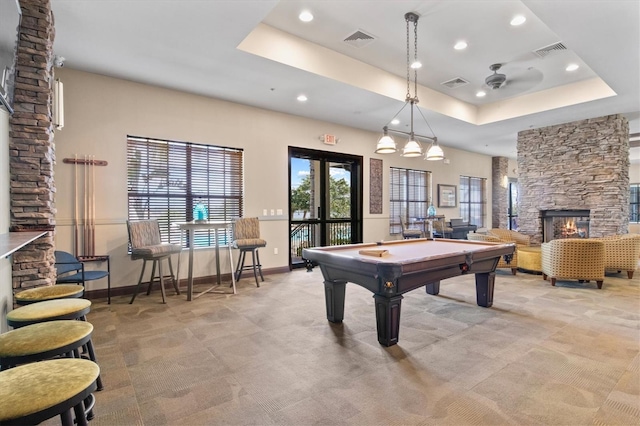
[63,158,108,166]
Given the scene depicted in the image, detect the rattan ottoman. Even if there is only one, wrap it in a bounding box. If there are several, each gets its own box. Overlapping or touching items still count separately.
[517,246,542,273]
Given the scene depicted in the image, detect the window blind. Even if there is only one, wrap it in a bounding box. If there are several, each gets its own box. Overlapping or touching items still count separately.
[631,184,639,223]
[389,167,430,234]
[459,176,486,227]
[127,136,243,247]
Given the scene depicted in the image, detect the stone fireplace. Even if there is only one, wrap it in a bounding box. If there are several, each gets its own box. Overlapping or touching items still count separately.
[517,114,630,244]
[540,210,590,242]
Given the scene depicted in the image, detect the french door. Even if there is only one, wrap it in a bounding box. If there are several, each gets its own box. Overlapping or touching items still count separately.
[289,147,362,268]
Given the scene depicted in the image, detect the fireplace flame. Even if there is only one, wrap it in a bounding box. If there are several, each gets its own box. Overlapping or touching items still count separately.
[562,219,577,237]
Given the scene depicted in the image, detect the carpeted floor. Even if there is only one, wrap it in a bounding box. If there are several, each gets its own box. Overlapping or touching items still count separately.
[73,267,639,425]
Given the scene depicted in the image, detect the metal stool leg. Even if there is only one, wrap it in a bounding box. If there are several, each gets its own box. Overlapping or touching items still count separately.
[60,408,74,426]
[251,249,260,287]
[130,259,148,304]
[83,339,103,391]
[235,250,247,281]
[157,258,167,304]
[146,260,157,295]
[255,249,264,281]
[168,256,180,295]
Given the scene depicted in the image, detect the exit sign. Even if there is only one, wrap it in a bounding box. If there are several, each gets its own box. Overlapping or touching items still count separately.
[323,134,337,145]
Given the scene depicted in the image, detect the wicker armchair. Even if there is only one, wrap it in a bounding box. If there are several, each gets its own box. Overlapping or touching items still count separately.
[541,239,605,288]
[487,229,531,247]
[592,234,640,279]
[466,233,518,274]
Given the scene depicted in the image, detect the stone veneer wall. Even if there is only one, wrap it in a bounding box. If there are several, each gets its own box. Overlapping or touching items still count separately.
[9,0,57,289]
[517,114,629,244]
[491,157,509,229]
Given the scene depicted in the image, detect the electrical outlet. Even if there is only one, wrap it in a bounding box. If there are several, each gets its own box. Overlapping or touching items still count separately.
[263,209,267,216]
[270,209,275,216]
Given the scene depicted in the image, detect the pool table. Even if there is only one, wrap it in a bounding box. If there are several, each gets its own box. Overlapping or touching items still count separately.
[302,238,515,346]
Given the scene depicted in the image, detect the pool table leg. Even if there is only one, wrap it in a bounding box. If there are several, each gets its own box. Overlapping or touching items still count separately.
[475,271,495,307]
[374,294,403,346]
[324,280,346,323]
[425,281,440,295]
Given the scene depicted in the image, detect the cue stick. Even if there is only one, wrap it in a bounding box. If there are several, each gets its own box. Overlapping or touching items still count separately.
[87,155,92,256]
[74,153,79,256]
[91,155,96,256]
[84,155,88,256]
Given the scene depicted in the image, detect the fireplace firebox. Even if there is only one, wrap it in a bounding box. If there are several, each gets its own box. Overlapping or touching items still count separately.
[540,210,590,243]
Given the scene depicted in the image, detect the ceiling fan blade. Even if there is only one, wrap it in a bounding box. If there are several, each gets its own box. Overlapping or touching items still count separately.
[500,67,544,95]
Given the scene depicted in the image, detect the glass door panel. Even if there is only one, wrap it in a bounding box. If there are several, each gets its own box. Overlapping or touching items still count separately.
[289,148,362,268]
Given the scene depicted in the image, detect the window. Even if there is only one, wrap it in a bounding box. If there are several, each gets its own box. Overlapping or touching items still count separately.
[459,176,486,227]
[631,184,639,223]
[127,136,243,247]
[389,167,431,234]
[507,180,519,230]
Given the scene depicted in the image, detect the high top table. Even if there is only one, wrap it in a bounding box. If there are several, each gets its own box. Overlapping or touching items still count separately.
[173,221,236,300]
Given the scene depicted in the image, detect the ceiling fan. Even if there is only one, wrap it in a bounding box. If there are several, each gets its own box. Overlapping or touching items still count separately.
[485,63,507,90]
[482,62,544,95]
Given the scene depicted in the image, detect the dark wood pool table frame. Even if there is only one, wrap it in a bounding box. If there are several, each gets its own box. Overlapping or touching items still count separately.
[303,238,515,347]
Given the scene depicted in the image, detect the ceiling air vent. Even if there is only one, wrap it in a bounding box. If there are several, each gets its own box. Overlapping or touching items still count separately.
[533,41,567,58]
[343,30,375,48]
[441,77,469,89]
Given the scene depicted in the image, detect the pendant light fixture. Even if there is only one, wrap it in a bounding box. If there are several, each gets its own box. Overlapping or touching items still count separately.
[374,12,444,161]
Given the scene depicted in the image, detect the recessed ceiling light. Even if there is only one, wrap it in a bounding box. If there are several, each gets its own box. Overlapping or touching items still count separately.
[297,94,308,102]
[391,119,400,125]
[299,11,313,22]
[510,15,526,26]
[476,91,486,97]
[454,41,467,50]
[565,63,579,71]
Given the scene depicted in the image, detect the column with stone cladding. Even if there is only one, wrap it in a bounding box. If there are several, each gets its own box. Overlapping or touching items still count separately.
[9,0,57,290]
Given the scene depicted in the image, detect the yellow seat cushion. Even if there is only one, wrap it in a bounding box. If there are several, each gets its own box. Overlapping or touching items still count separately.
[6,299,91,326]
[0,320,93,358]
[0,358,99,422]
[517,246,542,272]
[15,284,84,303]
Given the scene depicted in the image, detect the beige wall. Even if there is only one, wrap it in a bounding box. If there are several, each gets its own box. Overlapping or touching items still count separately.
[53,68,495,293]
[631,163,640,234]
[1,109,12,331]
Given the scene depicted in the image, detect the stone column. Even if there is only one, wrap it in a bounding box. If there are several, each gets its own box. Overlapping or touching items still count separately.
[9,0,56,290]
[491,157,509,229]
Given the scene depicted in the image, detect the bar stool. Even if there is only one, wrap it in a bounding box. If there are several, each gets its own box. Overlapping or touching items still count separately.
[14,284,84,305]
[232,217,266,287]
[7,298,91,327]
[6,299,103,391]
[0,358,99,426]
[0,321,97,420]
[127,219,182,304]
[0,320,94,369]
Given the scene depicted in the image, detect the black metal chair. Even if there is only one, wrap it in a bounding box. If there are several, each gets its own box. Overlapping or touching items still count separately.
[55,251,110,300]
